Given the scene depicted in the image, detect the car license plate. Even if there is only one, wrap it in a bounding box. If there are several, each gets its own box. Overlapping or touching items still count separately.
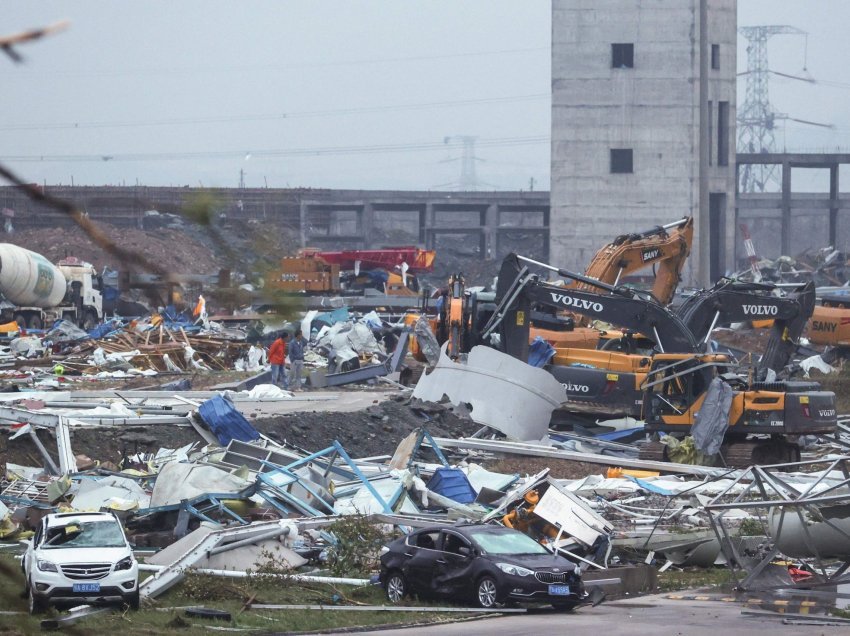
[549,584,570,596]
[72,583,100,593]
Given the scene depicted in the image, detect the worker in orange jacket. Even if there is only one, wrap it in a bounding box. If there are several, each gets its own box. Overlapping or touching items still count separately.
[268,332,289,388]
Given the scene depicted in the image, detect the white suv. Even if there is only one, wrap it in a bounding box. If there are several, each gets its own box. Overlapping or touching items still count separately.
[22,512,139,613]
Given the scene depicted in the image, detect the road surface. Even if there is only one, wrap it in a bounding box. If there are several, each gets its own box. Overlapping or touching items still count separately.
[357,593,848,635]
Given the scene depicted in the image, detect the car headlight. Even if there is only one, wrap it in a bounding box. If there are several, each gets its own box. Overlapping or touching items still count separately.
[37,560,57,572]
[115,556,135,571]
[496,562,534,577]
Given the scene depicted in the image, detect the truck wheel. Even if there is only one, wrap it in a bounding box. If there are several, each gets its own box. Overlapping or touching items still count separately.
[13,313,25,329]
[27,315,43,331]
[82,310,98,331]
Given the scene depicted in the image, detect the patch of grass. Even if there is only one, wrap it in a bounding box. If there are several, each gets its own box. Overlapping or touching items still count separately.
[656,566,734,592]
[324,515,390,577]
[737,517,765,537]
[0,554,468,635]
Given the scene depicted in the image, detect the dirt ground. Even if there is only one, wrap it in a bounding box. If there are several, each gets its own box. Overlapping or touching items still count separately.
[6,224,220,274]
[5,219,492,287]
[1,395,484,469]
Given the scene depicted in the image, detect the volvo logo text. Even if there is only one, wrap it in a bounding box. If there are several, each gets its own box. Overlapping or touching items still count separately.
[549,293,603,312]
[742,305,778,316]
[819,409,836,418]
[562,382,590,393]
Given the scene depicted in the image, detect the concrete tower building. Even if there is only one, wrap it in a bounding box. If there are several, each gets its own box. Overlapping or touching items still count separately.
[550,0,737,285]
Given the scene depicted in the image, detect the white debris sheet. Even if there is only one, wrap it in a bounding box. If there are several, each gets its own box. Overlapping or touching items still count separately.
[146,523,307,571]
[149,461,251,507]
[413,344,565,442]
[71,475,151,511]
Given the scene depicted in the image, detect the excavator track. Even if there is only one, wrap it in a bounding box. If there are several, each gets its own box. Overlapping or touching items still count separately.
[638,438,801,468]
[638,440,667,462]
[721,439,801,468]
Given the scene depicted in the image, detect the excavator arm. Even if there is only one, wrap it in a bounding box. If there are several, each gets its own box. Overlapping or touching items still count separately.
[575,217,693,305]
[485,254,698,362]
[676,279,815,375]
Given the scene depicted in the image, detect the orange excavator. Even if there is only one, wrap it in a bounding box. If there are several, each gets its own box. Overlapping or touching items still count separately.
[807,293,850,348]
[533,217,693,348]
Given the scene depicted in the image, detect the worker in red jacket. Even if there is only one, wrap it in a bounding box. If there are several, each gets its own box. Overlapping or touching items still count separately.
[268,332,289,388]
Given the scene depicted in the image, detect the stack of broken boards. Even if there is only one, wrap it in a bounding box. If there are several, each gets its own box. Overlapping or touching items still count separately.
[60,325,250,373]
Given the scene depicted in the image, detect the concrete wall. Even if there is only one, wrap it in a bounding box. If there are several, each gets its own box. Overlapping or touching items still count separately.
[550,0,736,284]
[737,193,850,261]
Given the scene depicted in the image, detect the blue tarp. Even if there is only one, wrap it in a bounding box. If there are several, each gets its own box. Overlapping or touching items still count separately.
[88,318,124,339]
[624,475,675,496]
[314,307,350,327]
[527,336,556,368]
[363,270,389,285]
[197,395,260,446]
[426,467,477,504]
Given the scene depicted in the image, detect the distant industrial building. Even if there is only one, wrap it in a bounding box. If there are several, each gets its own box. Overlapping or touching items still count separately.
[550,0,737,284]
[0,186,549,262]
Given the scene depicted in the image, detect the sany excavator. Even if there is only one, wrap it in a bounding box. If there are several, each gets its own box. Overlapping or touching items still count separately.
[578,217,693,303]
[484,254,836,466]
[807,292,850,349]
[533,217,693,348]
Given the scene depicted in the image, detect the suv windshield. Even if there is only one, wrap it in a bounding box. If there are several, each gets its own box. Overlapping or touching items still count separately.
[43,520,126,549]
[468,530,550,555]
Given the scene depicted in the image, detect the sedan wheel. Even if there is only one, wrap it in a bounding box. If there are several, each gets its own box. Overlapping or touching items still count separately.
[386,572,407,603]
[476,576,499,608]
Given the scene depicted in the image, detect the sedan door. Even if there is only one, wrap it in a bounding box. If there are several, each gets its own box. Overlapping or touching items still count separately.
[431,530,478,597]
[402,531,441,596]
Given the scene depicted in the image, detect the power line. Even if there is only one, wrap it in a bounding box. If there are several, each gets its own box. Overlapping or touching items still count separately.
[14,46,549,79]
[737,25,808,193]
[4,135,550,163]
[0,93,549,132]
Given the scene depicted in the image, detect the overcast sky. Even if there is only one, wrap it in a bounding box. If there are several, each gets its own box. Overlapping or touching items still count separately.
[2,1,848,191]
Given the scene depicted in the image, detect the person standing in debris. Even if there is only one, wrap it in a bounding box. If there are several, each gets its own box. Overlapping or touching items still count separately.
[268,332,289,389]
[288,329,307,391]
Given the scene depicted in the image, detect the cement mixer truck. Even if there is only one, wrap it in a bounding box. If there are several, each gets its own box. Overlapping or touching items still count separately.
[0,244,103,331]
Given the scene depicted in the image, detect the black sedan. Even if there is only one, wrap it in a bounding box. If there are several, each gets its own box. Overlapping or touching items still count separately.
[379,523,586,610]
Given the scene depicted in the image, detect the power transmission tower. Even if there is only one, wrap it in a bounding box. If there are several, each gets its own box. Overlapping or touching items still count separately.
[437,136,495,190]
[737,25,806,193]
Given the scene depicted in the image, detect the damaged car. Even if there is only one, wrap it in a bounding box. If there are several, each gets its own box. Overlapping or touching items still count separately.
[380,523,586,610]
[21,512,139,614]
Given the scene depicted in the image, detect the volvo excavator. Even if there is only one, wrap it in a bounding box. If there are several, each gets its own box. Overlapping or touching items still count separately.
[676,278,816,378]
[484,254,836,466]
[416,217,695,361]
[595,278,817,374]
